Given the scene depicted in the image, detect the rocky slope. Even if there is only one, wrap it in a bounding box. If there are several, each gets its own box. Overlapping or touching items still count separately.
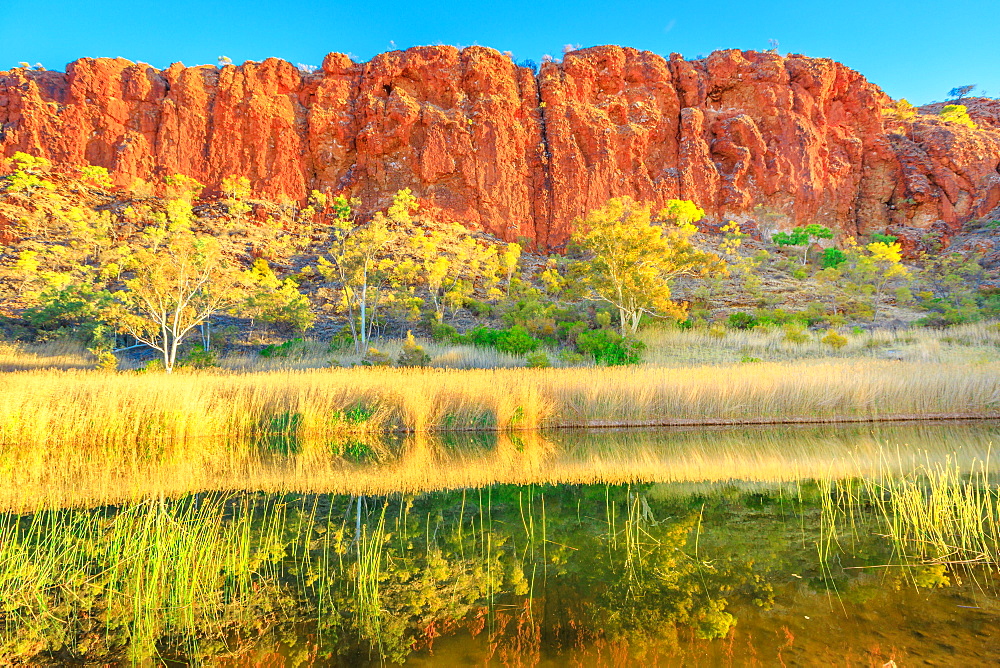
[2,46,999,249]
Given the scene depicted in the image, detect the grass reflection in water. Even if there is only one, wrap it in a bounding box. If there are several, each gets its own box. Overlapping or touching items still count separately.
[4,420,1000,511]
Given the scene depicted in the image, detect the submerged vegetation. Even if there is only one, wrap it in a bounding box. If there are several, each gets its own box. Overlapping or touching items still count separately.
[823,455,1000,566]
[0,487,772,663]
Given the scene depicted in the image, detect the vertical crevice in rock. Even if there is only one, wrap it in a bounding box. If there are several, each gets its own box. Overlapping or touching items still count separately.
[530,62,553,250]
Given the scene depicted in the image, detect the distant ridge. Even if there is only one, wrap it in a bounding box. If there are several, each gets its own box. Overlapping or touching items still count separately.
[2,45,998,248]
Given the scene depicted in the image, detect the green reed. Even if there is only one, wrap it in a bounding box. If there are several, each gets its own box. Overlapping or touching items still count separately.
[0,495,289,662]
[820,454,1000,566]
[355,500,388,644]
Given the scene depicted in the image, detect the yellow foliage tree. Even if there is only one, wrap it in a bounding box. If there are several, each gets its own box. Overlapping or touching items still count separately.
[843,238,910,324]
[882,99,917,122]
[569,197,725,334]
[316,192,401,351]
[244,259,314,333]
[111,230,247,372]
[938,104,978,130]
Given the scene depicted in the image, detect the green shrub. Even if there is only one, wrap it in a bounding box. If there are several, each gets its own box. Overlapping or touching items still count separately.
[708,323,726,339]
[465,299,493,317]
[328,329,354,351]
[826,314,847,327]
[558,320,590,344]
[844,299,875,320]
[894,286,915,306]
[576,329,644,366]
[465,325,541,355]
[801,303,832,327]
[782,323,810,344]
[727,312,758,330]
[90,348,119,372]
[430,321,458,342]
[525,352,551,368]
[916,293,983,327]
[143,358,166,373]
[821,247,846,268]
[260,338,305,358]
[181,343,218,368]
[22,284,114,343]
[754,308,808,327]
[524,316,557,341]
[557,349,586,365]
[869,232,898,245]
[465,326,499,348]
[496,325,541,355]
[980,289,1000,317]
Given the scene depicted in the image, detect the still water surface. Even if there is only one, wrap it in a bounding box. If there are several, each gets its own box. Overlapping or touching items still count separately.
[3,421,1000,665]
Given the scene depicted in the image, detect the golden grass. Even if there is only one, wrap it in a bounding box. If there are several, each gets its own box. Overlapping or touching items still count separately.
[0,360,993,440]
[1,360,997,448]
[218,337,525,372]
[0,339,95,371]
[639,321,1000,366]
[1,325,998,511]
[4,420,998,512]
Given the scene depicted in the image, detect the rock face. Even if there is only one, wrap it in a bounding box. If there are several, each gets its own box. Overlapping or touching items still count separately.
[2,46,999,249]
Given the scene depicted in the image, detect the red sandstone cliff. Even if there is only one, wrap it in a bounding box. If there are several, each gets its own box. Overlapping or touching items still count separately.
[2,46,999,249]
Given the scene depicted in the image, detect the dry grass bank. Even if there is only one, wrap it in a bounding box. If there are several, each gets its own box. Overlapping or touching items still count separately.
[3,358,999,442]
[0,340,96,371]
[639,322,1000,366]
[5,321,1000,373]
[1,360,998,449]
[219,337,525,372]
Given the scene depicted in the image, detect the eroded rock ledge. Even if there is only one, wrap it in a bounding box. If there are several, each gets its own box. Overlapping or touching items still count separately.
[2,46,999,248]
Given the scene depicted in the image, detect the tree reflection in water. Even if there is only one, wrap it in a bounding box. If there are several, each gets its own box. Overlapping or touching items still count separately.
[1,484,783,664]
[4,477,999,665]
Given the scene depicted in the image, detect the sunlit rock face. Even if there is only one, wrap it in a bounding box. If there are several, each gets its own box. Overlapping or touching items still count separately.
[2,46,998,248]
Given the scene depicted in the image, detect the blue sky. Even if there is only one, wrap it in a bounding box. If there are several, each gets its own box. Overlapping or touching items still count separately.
[1,0,996,104]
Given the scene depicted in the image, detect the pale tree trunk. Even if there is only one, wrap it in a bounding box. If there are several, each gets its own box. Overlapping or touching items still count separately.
[161,320,172,373]
[629,309,643,335]
[359,276,368,351]
[200,320,211,351]
[169,331,182,373]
